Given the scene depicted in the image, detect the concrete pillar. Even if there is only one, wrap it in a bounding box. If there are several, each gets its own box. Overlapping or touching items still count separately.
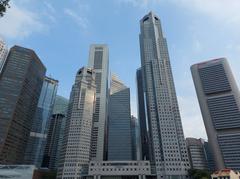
[142,175,146,179]
[138,175,142,179]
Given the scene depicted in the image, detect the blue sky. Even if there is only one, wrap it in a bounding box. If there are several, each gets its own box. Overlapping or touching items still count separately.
[1,0,240,139]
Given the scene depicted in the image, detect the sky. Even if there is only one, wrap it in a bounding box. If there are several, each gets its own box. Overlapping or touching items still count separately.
[1,0,240,139]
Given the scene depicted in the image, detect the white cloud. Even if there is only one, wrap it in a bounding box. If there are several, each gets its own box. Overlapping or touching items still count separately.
[175,0,240,28]
[0,2,46,39]
[178,95,207,139]
[43,1,57,23]
[64,8,88,29]
[117,0,151,7]
[118,0,240,28]
[44,2,56,14]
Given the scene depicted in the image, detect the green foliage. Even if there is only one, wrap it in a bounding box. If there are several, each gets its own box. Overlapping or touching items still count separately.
[189,169,211,179]
[0,0,10,17]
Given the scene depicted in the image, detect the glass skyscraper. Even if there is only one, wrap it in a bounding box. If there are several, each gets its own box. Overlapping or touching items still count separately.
[136,68,150,161]
[131,115,141,161]
[107,74,132,161]
[24,76,58,167]
[0,45,46,164]
[138,12,190,178]
[42,95,69,170]
[191,58,240,171]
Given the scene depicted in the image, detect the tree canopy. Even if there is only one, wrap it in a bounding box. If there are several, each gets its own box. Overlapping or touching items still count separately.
[0,0,10,17]
[189,169,211,179]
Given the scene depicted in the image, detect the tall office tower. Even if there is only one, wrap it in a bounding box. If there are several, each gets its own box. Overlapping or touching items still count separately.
[131,115,141,160]
[191,58,240,171]
[203,141,215,171]
[139,12,190,178]
[88,44,109,161]
[107,74,132,161]
[0,45,46,164]
[24,77,58,167]
[0,38,8,72]
[186,138,208,170]
[57,67,96,178]
[136,68,150,160]
[42,95,69,170]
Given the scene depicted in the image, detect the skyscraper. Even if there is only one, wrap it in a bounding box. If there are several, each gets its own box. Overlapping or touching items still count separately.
[138,12,190,178]
[0,38,8,73]
[88,44,109,161]
[131,115,141,161]
[42,95,69,170]
[191,58,240,171]
[0,45,46,164]
[24,76,58,167]
[186,138,208,170]
[57,67,96,178]
[107,74,132,161]
[203,141,215,172]
[136,68,150,161]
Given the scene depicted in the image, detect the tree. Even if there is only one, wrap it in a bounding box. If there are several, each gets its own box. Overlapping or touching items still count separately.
[0,0,10,17]
[189,169,211,179]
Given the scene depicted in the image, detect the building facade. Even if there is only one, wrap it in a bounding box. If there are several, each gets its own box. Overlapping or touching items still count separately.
[0,38,8,73]
[186,138,208,170]
[88,161,151,179]
[57,67,96,178]
[88,44,109,161]
[136,68,150,161]
[24,77,58,167]
[0,45,46,164]
[108,75,132,161]
[131,116,137,161]
[138,12,190,178]
[0,165,36,179]
[203,141,215,171]
[42,95,69,170]
[191,58,240,171]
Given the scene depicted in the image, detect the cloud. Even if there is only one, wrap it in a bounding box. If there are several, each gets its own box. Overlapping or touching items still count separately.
[178,95,207,139]
[117,0,151,7]
[175,0,240,28]
[43,1,57,23]
[44,2,56,14]
[0,2,46,39]
[64,8,89,29]
[118,0,240,27]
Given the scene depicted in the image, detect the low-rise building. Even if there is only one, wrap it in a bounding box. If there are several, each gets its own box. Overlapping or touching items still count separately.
[88,161,152,179]
[211,169,240,179]
[0,165,35,179]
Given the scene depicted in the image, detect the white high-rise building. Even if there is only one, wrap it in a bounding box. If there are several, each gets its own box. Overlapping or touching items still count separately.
[88,44,109,161]
[0,38,8,73]
[138,12,190,179]
[57,67,96,179]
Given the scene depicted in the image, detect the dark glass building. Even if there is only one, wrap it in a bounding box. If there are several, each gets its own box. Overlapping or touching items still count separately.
[24,76,58,167]
[136,68,150,161]
[107,75,132,161]
[0,45,46,164]
[42,95,69,170]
